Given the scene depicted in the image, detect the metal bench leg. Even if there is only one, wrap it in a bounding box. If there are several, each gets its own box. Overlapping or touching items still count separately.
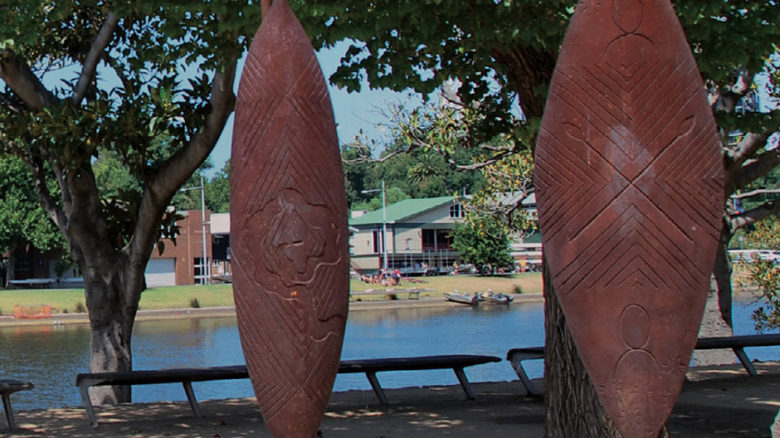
[2,393,17,431]
[733,347,758,376]
[507,351,544,396]
[78,383,99,427]
[182,381,202,418]
[453,367,476,400]
[365,372,389,404]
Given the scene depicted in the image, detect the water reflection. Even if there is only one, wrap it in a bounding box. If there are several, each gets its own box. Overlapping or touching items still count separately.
[0,299,776,411]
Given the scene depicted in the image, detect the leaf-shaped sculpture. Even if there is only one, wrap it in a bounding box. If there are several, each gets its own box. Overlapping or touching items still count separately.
[535,1,725,436]
[230,1,349,436]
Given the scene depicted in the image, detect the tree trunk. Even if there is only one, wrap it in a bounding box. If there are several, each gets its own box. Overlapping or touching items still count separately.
[543,261,621,438]
[81,251,139,405]
[4,245,16,288]
[82,252,140,405]
[694,224,735,366]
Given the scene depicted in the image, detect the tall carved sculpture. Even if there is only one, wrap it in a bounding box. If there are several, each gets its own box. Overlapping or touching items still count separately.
[230,1,349,436]
[535,1,725,436]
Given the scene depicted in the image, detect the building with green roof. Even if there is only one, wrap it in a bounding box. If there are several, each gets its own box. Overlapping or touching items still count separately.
[350,196,467,273]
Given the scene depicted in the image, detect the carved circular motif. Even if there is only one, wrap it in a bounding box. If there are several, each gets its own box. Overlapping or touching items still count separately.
[620,304,651,349]
[612,0,644,34]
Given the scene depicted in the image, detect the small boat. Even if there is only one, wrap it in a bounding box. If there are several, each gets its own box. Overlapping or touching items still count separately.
[480,291,514,305]
[444,291,479,305]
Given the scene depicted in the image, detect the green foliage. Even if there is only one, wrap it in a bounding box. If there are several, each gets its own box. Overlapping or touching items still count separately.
[739,217,780,331]
[189,297,201,308]
[451,214,514,275]
[205,161,230,213]
[0,156,64,253]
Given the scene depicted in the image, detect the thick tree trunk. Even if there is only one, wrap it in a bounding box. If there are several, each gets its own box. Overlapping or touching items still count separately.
[543,261,621,438]
[83,254,139,405]
[694,224,735,366]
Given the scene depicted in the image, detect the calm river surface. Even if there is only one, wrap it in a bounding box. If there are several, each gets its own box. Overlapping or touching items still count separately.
[0,300,776,411]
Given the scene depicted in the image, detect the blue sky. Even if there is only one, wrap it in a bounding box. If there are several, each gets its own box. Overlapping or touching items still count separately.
[208,41,415,175]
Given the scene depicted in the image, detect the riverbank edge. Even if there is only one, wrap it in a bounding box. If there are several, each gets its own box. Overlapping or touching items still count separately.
[0,293,546,328]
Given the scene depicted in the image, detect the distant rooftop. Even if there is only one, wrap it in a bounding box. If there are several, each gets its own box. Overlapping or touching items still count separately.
[349,196,456,226]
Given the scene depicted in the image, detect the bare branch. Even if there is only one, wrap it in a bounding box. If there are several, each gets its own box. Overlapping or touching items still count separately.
[732,148,780,191]
[0,50,59,109]
[731,201,780,230]
[732,188,780,200]
[72,12,119,105]
[727,132,771,171]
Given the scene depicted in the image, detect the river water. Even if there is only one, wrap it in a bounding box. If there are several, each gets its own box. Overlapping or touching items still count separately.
[0,300,776,411]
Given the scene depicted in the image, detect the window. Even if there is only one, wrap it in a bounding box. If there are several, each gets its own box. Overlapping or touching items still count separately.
[422,229,454,251]
[372,229,384,254]
[449,203,465,218]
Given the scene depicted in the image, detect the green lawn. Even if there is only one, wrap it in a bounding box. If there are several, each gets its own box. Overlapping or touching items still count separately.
[349,272,543,300]
[0,284,235,316]
[0,272,544,315]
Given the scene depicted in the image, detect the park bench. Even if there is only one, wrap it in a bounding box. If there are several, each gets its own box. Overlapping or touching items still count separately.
[0,379,34,431]
[76,354,500,426]
[507,333,780,396]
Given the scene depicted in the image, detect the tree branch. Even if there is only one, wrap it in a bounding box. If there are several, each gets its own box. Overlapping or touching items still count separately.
[731,201,780,230]
[726,132,771,172]
[0,50,59,109]
[732,148,780,191]
[130,57,238,264]
[732,188,780,200]
[72,12,119,105]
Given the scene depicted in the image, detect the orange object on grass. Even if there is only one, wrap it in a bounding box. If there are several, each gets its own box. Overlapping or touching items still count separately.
[13,305,52,319]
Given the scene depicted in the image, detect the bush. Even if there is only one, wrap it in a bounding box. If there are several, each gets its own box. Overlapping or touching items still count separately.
[189,298,201,308]
[74,302,86,313]
[513,285,524,295]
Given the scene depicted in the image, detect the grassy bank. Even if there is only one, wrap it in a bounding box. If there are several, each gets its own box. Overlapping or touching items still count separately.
[349,272,543,300]
[0,273,544,315]
[0,284,235,316]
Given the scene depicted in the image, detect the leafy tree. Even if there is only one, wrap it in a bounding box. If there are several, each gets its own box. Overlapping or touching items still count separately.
[451,215,514,275]
[205,161,230,213]
[293,1,780,435]
[737,217,780,331]
[0,156,64,285]
[0,1,258,403]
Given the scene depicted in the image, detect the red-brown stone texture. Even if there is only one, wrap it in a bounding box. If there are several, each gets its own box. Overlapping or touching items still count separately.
[230,1,349,437]
[535,1,725,437]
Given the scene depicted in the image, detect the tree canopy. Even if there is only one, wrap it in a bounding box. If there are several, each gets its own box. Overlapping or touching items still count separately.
[0,0,261,403]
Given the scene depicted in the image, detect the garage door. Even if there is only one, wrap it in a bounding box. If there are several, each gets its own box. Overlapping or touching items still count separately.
[145,258,176,287]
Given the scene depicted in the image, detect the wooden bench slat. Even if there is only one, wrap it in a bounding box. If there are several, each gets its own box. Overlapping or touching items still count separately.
[507,333,780,395]
[76,354,501,426]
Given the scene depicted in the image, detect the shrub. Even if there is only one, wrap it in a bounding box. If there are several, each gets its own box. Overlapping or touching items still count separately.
[189,298,201,308]
[513,285,524,295]
[74,302,86,313]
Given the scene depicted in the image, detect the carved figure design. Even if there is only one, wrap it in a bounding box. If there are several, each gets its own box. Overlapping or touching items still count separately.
[535,1,724,436]
[230,1,349,437]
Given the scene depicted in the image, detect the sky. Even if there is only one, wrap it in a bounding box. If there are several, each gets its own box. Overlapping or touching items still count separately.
[207,40,417,175]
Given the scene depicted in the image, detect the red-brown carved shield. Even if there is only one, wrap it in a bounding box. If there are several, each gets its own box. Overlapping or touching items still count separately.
[230,1,349,436]
[535,1,725,436]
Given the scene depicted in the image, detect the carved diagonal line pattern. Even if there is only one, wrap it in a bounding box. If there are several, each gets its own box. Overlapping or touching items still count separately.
[535,127,622,240]
[230,4,347,434]
[538,56,722,294]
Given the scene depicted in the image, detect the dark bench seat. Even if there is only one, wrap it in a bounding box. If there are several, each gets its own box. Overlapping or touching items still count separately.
[0,379,34,431]
[76,354,500,426]
[338,354,501,404]
[507,333,780,396]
